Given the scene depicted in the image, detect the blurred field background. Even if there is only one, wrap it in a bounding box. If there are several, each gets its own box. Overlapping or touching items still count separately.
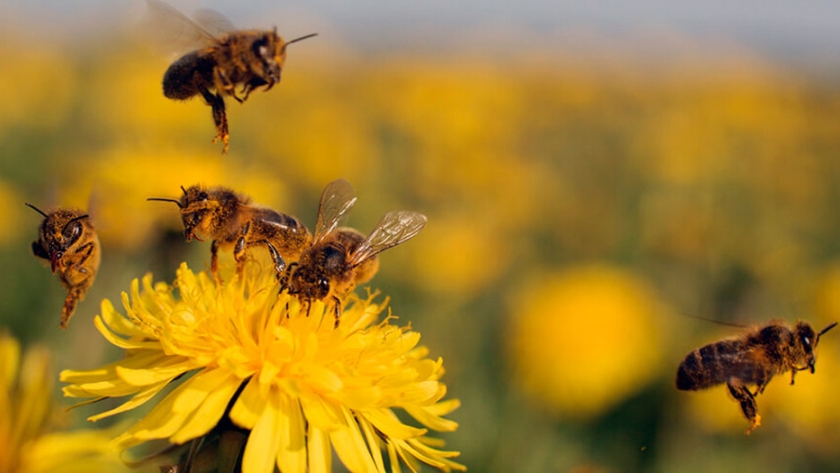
[2,1,840,472]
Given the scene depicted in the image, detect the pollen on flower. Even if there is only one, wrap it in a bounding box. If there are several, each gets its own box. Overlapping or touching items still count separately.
[60,262,464,473]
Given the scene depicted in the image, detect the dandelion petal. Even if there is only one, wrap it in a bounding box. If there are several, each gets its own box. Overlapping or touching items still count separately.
[242,392,282,473]
[171,371,241,443]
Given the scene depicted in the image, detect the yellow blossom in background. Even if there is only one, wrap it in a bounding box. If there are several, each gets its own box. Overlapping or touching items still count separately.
[410,217,510,298]
[89,48,210,141]
[0,332,130,473]
[507,265,664,419]
[0,43,76,132]
[61,262,463,473]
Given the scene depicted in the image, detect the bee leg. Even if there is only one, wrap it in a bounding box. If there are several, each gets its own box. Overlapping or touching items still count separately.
[214,68,242,103]
[62,242,97,283]
[727,378,761,434]
[200,87,229,153]
[332,296,342,328]
[279,262,297,290]
[60,286,85,329]
[753,377,770,396]
[210,239,223,283]
[790,366,809,385]
[264,242,287,278]
[232,224,251,276]
[74,242,96,268]
[240,83,255,102]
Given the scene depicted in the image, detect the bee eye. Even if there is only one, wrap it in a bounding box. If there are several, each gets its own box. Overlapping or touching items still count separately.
[198,192,209,201]
[64,222,82,241]
[251,36,269,56]
[804,336,811,347]
[318,278,330,291]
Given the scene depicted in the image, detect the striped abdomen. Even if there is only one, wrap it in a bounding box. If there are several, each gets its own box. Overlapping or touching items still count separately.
[676,339,763,391]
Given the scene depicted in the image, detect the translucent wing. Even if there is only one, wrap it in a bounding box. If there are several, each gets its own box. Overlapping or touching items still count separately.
[348,211,427,267]
[194,8,236,37]
[314,179,357,244]
[145,0,220,53]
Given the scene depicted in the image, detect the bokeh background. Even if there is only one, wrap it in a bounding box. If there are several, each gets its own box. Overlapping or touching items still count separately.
[2,1,840,472]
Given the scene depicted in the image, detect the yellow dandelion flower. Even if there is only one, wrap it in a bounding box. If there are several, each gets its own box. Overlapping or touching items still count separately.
[61,262,464,473]
[0,332,129,473]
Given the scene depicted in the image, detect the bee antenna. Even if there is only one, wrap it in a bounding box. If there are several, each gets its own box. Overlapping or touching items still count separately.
[68,214,90,224]
[147,197,183,209]
[25,202,49,218]
[180,186,188,195]
[677,311,746,328]
[818,321,838,339]
[282,33,318,52]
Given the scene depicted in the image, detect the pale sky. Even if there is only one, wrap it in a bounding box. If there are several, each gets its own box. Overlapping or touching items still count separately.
[2,0,839,66]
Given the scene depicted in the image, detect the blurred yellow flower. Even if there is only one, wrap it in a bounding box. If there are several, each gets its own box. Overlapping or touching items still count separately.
[0,332,128,473]
[61,262,463,473]
[0,44,76,131]
[508,265,664,419]
[411,216,509,298]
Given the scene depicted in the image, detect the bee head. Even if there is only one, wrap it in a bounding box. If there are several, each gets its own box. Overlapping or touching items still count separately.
[179,185,214,241]
[795,321,838,373]
[286,260,331,302]
[249,30,283,82]
[149,185,242,242]
[293,272,331,301]
[26,204,90,273]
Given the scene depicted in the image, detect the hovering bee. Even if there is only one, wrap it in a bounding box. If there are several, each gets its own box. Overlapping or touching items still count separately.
[676,319,837,433]
[282,179,427,326]
[147,0,317,153]
[148,185,311,278]
[26,203,101,329]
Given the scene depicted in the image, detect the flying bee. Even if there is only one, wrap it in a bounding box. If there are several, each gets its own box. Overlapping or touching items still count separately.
[282,179,427,327]
[676,319,837,434]
[147,0,317,153]
[26,203,101,329]
[148,185,311,278]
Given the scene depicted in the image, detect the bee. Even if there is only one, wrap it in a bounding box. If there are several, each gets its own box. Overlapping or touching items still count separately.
[282,179,427,326]
[148,185,311,278]
[26,203,101,329]
[148,0,317,153]
[676,319,837,433]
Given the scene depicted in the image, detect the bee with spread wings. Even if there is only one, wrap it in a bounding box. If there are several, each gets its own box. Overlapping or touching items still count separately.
[282,179,427,326]
[147,0,317,152]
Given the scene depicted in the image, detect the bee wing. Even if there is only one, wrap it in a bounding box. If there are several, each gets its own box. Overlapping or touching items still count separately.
[193,8,236,37]
[145,0,220,52]
[314,179,357,244]
[348,211,427,267]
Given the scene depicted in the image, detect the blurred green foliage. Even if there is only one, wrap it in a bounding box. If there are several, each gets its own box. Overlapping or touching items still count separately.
[2,29,840,473]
